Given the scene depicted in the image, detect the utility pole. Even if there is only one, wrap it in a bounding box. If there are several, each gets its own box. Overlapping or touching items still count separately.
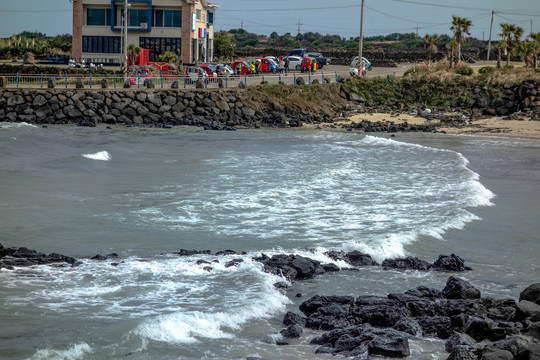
[241,21,243,30]
[487,10,494,61]
[123,0,129,73]
[297,19,302,35]
[531,20,533,36]
[358,0,365,74]
[416,24,419,38]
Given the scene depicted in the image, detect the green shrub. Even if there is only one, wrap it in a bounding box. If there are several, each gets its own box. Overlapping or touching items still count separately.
[478,66,495,75]
[456,66,473,76]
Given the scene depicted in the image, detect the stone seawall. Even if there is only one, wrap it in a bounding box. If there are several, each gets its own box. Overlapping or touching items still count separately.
[0,88,339,130]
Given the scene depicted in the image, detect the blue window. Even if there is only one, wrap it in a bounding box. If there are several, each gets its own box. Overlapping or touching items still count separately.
[153,9,181,28]
[87,8,111,26]
[207,11,214,25]
[140,37,181,62]
[83,36,121,53]
[129,9,149,27]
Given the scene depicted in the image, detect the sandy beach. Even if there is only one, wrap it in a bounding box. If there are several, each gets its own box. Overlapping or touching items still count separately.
[314,113,540,139]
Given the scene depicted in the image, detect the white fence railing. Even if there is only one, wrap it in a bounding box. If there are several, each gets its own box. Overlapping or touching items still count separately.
[0,71,341,90]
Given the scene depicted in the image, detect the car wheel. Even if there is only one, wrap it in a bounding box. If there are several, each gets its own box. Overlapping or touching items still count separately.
[295,65,301,71]
[368,67,373,71]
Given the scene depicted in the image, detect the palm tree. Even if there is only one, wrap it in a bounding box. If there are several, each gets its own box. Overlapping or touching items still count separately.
[450,16,472,63]
[127,44,141,66]
[496,41,504,68]
[446,39,458,69]
[519,41,537,68]
[424,34,441,62]
[500,24,524,67]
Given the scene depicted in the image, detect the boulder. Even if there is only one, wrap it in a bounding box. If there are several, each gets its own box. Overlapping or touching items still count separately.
[0,76,7,88]
[442,276,481,300]
[144,79,155,89]
[23,52,35,64]
[465,316,495,341]
[368,334,410,358]
[515,343,540,360]
[343,251,377,266]
[446,332,477,353]
[296,77,306,85]
[432,254,471,271]
[171,80,179,89]
[492,335,540,356]
[280,324,303,338]
[123,81,131,88]
[283,311,307,327]
[515,301,540,321]
[75,78,84,89]
[480,347,514,360]
[101,79,108,89]
[520,284,540,305]
[47,78,56,88]
[448,345,480,360]
[382,257,431,271]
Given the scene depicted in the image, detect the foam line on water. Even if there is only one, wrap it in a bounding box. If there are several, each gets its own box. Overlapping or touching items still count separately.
[0,122,38,129]
[29,342,93,360]
[82,151,110,161]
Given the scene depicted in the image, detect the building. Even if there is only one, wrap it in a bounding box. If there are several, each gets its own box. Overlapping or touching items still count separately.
[72,0,218,65]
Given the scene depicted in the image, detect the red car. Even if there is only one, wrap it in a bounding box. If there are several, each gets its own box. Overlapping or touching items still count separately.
[198,64,217,78]
[232,60,252,76]
[257,57,278,73]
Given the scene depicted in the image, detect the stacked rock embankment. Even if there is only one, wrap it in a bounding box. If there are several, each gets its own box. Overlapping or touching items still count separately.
[0,88,337,130]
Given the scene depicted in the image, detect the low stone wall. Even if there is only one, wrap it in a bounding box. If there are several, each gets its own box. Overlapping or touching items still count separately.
[0,88,337,130]
[1,79,538,131]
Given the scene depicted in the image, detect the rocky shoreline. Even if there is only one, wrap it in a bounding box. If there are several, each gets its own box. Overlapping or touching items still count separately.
[2,243,539,359]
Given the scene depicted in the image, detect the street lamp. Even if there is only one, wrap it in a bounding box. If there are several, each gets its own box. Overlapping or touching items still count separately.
[123,0,130,73]
[358,0,365,75]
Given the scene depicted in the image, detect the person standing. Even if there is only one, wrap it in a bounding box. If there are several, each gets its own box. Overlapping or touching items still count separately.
[284,57,289,75]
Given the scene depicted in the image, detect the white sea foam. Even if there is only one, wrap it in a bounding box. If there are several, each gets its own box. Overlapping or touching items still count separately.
[29,342,93,360]
[82,151,110,161]
[134,260,289,344]
[0,122,38,129]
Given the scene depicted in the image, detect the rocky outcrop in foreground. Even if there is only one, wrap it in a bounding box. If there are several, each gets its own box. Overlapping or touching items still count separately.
[278,279,540,359]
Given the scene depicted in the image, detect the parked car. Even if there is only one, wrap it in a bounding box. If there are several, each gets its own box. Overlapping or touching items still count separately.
[288,48,308,58]
[300,57,318,73]
[185,66,208,83]
[258,57,278,72]
[128,68,151,86]
[286,56,303,71]
[305,52,331,69]
[349,56,372,76]
[231,60,252,76]
[208,63,233,76]
[198,64,217,78]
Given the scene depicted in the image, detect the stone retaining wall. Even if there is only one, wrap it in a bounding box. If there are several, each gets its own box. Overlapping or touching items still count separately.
[0,88,336,130]
[1,80,538,131]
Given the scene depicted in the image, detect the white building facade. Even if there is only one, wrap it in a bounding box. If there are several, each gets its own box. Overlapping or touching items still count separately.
[72,0,218,65]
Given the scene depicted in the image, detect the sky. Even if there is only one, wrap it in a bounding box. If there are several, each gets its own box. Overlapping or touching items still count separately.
[0,0,539,40]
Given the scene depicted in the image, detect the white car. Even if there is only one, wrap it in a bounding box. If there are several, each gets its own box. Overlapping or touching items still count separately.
[286,56,303,71]
[349,56,372,76]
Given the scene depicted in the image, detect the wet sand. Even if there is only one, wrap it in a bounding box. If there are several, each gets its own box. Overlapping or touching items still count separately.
[305,113,540,140]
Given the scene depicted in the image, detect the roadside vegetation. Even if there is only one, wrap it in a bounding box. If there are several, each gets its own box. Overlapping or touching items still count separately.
[0,32,71,60]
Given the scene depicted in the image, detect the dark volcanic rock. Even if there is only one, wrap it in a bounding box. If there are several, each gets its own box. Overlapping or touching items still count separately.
[0,244,77,269]
[442,276,481,300]
[520,284,540,305]
[431,254,471,271]
[368,333,411,358]
[382,256,431,271]
[343,250,378,266]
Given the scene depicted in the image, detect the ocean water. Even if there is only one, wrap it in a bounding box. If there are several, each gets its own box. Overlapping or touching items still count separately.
[0,123,539,360]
